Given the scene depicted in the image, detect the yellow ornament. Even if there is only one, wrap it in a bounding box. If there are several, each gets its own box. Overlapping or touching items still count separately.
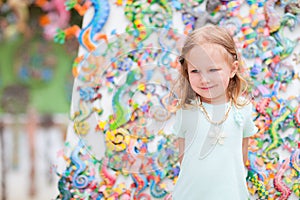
[106,128,130,151]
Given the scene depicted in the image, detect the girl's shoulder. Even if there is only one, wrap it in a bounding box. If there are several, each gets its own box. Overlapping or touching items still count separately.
[176,106,199,118]
[173,107,199,136]
[236,96,251,107]
[234,97,255,116]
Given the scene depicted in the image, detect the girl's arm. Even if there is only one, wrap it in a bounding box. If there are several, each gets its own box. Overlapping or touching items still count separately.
[178,138,185,165]
[242,138,249,166]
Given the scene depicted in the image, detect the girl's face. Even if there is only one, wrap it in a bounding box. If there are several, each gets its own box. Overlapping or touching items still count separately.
[185,45,238,104]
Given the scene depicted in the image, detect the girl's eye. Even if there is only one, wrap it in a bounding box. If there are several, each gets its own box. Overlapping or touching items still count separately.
[210,68,220,72]
[191,69,199,73]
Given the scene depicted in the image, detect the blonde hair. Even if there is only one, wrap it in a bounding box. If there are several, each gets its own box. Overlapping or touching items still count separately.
[174,25,250,108]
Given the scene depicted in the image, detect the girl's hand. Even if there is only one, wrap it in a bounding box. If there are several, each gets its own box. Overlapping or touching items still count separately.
[242,138,249,166]
[178,138,185,165]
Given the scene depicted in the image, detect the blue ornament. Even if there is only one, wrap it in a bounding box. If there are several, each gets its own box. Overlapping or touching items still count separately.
[234,110,244,127]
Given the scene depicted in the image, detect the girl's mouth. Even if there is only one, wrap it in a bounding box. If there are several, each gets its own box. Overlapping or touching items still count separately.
[200,86,215,90]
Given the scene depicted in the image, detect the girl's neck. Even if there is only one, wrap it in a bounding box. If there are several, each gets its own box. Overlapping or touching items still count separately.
[199,96,230,105]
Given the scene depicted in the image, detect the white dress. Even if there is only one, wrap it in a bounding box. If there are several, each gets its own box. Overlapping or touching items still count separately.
[172,102,258,200]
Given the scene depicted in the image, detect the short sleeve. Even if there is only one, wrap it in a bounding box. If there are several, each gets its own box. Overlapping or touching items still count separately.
[172,109,186,138]
[172,108,199,139]
[243,103,258,138]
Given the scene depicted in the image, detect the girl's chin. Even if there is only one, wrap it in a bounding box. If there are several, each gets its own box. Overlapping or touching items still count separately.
[196,94,228,103]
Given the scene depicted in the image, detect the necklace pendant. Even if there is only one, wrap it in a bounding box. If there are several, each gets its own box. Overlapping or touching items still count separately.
[215,132,226,145]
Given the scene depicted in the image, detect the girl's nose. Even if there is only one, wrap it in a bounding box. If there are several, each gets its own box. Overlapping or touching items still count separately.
[200,79,211,86]
[198,73,211,84]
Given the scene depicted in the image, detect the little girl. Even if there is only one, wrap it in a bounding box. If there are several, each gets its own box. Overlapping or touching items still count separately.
[172,25,258,199]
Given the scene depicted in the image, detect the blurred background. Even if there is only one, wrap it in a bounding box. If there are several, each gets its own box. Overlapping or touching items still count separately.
[0,1,82,199]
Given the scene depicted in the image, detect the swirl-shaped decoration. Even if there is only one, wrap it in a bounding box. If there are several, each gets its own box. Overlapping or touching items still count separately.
[54,0,110,52]
[57,26,182,199]
[124,0,173,42]
[105,128,130,151]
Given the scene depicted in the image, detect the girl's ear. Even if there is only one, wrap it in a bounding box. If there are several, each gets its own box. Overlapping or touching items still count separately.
[178,56,184,65]
[230,60,239,78]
